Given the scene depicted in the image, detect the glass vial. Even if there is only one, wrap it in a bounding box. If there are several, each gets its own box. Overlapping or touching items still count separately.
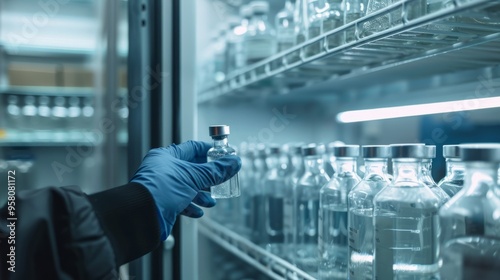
[250,143,268,244]
[294,144,330,275]
[263,144,288,255]
[439,144,500,280]
[276,0,297,52]
[283,143,305,262]
[207,125,240,198]
[348,145,391,280]
[421,145,450,206]
[324,0,344,49]
[437,145,465,198]
[319,145,361,280]
[373,144,440,280]
[243,1,276,65]
[343,0,366,43]
[305,0,329,57]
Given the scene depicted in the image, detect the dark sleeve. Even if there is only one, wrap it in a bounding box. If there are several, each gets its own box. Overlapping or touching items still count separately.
[0,183,160,280]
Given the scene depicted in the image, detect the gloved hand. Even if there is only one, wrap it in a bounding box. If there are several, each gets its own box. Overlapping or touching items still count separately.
[131,140,241,240]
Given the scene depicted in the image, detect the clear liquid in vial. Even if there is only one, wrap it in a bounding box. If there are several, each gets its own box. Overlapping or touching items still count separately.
[295,197,320,275]
[318,205,349,280]
[374,203,440,280]
[348,208,374,280]
[207,151,240,198]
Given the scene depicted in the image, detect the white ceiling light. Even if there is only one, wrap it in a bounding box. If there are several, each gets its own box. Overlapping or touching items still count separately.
[337,96,500,123]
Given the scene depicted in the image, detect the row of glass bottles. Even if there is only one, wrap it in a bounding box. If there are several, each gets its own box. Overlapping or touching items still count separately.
[202,0,461,88]
[1,94,127,141]
[210,142,500,279]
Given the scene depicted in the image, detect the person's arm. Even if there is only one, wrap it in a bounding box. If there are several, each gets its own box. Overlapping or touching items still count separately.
[0,140,240,279]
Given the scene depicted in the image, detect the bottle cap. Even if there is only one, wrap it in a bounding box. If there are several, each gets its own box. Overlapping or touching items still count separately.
[443,145,460,158]
[266,144,281,155]
[459,143,500,162]
[250,1,269,14]
[333,145,360,158]
[209,125,230,137]
[284,142,303,155]
[390,143,426,158]
[424,145,436,159]
[254,143,267,158]
[301,143,325,156]
[326,141,345,153]
[362,145,391,158]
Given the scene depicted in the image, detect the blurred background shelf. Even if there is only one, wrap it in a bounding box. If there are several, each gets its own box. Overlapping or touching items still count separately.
[198,0,500,103]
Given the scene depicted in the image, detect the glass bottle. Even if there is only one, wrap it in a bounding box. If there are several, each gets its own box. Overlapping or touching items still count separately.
[207,125,240,198]
[67,96,82,139]
[319,145,361,280]
[294,143,330,275]
[213,29,227,83]
[52,96,68,136]
[238,143,254,237]
[343,0,366,43]
[276,0,297,52]
[348,145,391,280]
[295,0,308,46]
[439,143,500,280]
[243,1,276,65]
[37,96,52,134]
[235,5,253,69]
[438,145,465,197]
[6,95,21,136]
[21,95,38,131]
[305,0,329,57]
[250,143,268,244]
[225,17,243,75]
[263,144,288,255]
[324,0,344,49]
[324,141,345,178]
[373,144,440,280]
[421,145,450,206]
[283,143,305,262]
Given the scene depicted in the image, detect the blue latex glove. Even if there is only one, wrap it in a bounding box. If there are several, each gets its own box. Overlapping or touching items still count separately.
[131,140,241,240]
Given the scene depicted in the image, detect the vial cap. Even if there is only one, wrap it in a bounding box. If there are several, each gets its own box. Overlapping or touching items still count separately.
[333,145,360,158]
[459,143,500,162]
[443,145,460,158]
[362,145,391,158]
[250,1,269,14]
[424,145,436,159]
[209,125,230,137]
[326,141,345,153]
[390,143,426,158]
[282,142,303,155]
[266,144,281,155]
[301,143,325,156]
[254,143,267,158]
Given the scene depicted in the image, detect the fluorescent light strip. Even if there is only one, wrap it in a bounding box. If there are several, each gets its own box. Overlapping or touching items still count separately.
[337,96,500,123]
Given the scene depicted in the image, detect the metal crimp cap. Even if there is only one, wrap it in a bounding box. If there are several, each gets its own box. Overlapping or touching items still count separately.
[209,125,230,137]
[333,145,360,158]
[424,145,436,159]
[362,145,391,158]
[266,144,281,155]
[443,145,460,158]
[390,143,426,158]
[301,143,326,157]
[460,143,500,162]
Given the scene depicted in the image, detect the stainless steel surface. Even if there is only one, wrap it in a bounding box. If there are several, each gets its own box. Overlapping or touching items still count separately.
[424,145,437,159]
[460,143,500,162]
[391,143,427,158]
[209,125,231,137]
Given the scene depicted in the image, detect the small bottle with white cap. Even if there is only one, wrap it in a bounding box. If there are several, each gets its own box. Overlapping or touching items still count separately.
[207,125,240,198]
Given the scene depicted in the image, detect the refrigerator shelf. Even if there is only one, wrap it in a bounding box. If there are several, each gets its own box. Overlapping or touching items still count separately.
[198,218,315,280]
[198,0,500,103]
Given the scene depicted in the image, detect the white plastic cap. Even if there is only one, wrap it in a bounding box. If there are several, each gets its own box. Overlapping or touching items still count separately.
[249,1,269,14]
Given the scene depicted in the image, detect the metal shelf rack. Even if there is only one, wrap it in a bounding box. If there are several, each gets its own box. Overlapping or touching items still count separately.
[198,0,500,103]
[198,218,316,280]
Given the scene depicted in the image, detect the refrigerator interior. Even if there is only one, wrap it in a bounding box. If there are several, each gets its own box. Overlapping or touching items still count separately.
[191,0,500,279]
[0,0,129,211]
